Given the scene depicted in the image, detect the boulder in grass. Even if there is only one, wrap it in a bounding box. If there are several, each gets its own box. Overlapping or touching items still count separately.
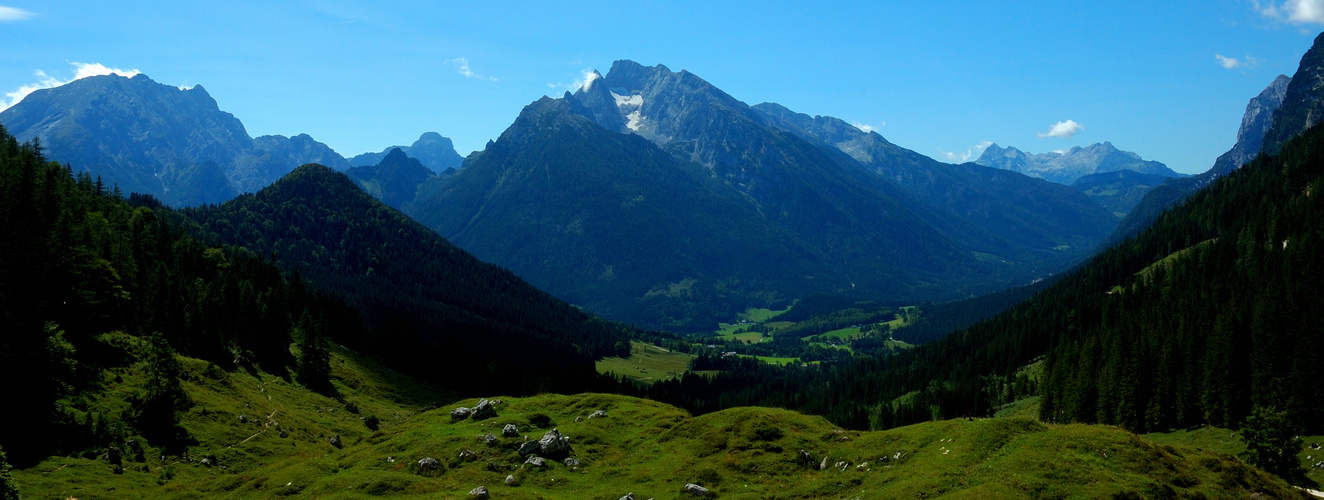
[468,485,490,499]
[329,435,343,449]
[484,433,498,446]
[564,456,581,467]
[518,440,540,456]
[619,494,636,500]
[525,456,546,467]
[683,483,711,496]
[458,449,477,461]
[472,399,497,420]
[503,423,519,437]
[588,410,608,419]
[538,428,571,457]
[451,407,473,421]
[418,457,441,471]
[505,474,516,485]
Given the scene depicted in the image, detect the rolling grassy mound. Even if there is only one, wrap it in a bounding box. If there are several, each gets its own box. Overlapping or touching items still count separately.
[12,346,1306,499]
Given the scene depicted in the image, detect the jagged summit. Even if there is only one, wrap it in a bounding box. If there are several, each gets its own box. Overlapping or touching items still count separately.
[0,73,349,206]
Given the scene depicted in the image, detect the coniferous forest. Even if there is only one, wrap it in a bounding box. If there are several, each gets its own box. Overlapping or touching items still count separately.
[0,125,635,467]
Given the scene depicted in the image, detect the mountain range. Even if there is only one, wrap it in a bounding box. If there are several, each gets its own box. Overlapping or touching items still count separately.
[975,142,1180,185]
[403,61,1119,329]
[0,75,464,207]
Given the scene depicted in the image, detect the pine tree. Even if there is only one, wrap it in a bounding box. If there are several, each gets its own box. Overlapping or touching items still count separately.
[295,309,331,393]
[0,444,19,500]
[1240,406,1303,480]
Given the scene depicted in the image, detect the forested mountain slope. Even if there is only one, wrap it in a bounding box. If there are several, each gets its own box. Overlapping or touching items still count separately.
[184,164,635,391]
[650,121,1324,451]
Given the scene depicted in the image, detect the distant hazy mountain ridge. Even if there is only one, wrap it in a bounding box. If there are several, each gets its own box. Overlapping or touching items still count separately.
[975,142,1180,185]
[0,73,350,206]
[349,131,463,174]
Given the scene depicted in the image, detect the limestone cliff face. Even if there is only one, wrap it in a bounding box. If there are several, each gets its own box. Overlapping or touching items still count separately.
[1210,74,1291,175]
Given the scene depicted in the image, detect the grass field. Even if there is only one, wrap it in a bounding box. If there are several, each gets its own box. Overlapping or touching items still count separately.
[595,341,696,385]
[748,355,800,366]
[717,331,765,344]
[12,338,1313,500]
[738,306,792,323]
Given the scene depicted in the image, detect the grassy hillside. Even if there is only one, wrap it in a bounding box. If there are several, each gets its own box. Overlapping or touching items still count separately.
[13,349,1308,499]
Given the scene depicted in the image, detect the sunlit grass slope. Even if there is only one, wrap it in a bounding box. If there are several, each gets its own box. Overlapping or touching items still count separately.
[14,349,1307,499]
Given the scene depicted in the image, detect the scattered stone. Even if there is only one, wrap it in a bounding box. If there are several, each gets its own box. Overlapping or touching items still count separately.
[505,474,516,485]
[451,407,473,421]
[518,440,540,456]
[503,424,519,437]
[329,435,343,449]
[459,449,477,461]
[856,462,869,470]
[539,428,572,457]
[239,414,248,424]
[492,398,504,405]
[484,433,498,446]
[564,456,581,467]
[201,457,213,467]
[279,429,290,438]
[418,457,441,471]
[575,416,582,423]
[468,485,490,499]
[619,493,636,500]
[835,461,848,470]
[588,410,608,419]
[682,483,711,496]
[819,456,829,471]
[525,456,546,467]
[472,399,498,420]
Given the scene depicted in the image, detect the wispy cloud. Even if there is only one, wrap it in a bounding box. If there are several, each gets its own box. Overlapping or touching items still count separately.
[0,5,35,22]
[1038,120,1083,139]
[939,140,992,163]
[852,121,885,133]
[450,57,497,82]
[1254,0,1324,25]
[2,62,141,111]
[1215,54,1259,69]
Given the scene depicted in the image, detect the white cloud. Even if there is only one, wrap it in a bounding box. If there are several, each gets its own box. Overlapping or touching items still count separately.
[1215,54,1260,69]
[1038,120,1083,139]
[0,5,35,21]
[2,62,141,111]
[449,57,497,82]
[939,140,992,163]
[1255,0,1324,24]
[852,121,885,133]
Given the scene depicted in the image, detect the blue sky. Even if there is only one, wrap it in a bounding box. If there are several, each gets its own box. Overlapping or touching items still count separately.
[1,1,1320,174]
